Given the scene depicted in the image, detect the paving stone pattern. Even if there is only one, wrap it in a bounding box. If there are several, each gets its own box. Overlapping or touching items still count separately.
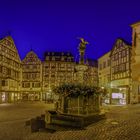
[0,102,140,140]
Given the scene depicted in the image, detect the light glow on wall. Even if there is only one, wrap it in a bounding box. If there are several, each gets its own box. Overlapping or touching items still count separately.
[2,93,6,102]
[112,93,123,99]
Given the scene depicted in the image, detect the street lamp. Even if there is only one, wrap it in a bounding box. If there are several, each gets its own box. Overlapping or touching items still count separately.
[101,86,104,89]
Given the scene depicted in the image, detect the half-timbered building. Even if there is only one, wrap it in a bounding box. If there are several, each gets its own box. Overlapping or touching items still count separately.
[84,59,98,87]
[21,51,42,101]
[98,51,111,104]
[42,52,75,101]
[0,36,21,103]
[110,38,131,105]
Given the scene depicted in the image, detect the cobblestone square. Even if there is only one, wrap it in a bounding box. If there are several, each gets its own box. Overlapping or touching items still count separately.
[0,102,140,140]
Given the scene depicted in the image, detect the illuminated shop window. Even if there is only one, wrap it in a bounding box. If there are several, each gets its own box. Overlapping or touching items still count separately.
[2,93,6,102]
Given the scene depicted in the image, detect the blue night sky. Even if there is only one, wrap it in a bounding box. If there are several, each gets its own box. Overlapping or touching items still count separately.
[0,0,140,60]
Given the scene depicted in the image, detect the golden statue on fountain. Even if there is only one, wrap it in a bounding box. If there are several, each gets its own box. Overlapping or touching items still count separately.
[78,38,89,64]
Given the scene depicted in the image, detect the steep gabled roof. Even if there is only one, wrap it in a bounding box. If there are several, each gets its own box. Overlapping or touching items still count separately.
[22,51,41,64]
[110,38,131,57]
[0,36,21,62]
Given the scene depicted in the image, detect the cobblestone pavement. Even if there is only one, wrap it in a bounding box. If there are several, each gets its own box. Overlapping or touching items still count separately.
[0,102,140,140]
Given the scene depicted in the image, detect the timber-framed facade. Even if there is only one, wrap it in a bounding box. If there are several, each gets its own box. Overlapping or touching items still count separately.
[21,51,42,101]
[110,38,131,105]
[1,21,140,105]
[0,36,21,103]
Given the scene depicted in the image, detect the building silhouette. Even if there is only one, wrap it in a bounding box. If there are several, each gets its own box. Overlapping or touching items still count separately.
[0,39,98,103]
[1,21,140,104]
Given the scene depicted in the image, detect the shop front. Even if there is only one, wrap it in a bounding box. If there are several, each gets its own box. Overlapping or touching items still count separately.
[0,92,22,103]
[22,92,41,101]
[111,87,129,105]
[110,78,131,105]
[42,89,54,103]
[0,92,8,103]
